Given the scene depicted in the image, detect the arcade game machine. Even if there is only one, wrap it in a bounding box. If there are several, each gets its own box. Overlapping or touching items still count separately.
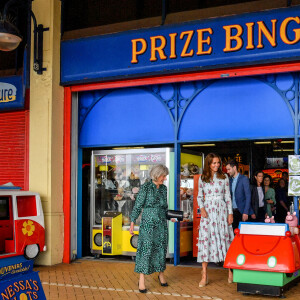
[180,152,203,257]
[262,168,289,184]
[262,156,289,184]
[90,148,175,258]
[224,222,300,297]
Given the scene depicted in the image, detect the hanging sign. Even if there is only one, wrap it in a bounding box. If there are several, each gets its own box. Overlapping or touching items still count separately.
[0,76,24,111]
[265,157,288,169]
[61,6,300,84]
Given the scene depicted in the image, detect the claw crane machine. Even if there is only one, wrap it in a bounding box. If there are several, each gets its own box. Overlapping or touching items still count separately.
[90,148,174,258]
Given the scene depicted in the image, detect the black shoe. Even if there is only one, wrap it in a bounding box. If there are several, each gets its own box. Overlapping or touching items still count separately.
[138,282,147,293]
[158,275,168,287]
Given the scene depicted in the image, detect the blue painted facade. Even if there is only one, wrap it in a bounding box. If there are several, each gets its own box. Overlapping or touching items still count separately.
[78,73,297,146]
[61,7,300,84]
[76,73,300,263]
[63,6,300,264]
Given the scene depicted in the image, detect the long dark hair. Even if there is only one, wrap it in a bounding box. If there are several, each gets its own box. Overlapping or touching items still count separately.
[253,170,264,186]
[263,174,274,188]
[201,153,225,183]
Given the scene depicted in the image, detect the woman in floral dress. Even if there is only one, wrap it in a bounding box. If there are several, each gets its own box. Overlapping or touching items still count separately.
[197,153,234,287]
[130,164,176,293]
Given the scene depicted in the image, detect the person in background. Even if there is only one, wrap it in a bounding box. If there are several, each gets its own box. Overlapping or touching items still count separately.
[281,171,293,211]
[250,171,267,222]
[275,178,290,223]
[129,164,176,293]
[226,159,253,230]
[263,174,276,217]
[282,171,289,184]
[197,153,234,287]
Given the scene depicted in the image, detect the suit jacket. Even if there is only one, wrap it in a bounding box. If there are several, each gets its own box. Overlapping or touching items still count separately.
[250,184,267,216]
[229,174,253,215]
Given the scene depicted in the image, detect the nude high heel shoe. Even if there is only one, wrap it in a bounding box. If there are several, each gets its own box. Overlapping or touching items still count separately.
[228,270,233,284]
[199,274,208,287]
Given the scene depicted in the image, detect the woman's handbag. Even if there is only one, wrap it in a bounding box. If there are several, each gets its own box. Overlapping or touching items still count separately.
[166,210,184,221]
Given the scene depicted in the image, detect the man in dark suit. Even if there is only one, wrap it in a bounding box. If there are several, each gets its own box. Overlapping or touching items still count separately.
[225,159,253,230]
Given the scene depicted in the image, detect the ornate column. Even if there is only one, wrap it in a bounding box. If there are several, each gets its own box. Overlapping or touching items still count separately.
[29,0,64,265]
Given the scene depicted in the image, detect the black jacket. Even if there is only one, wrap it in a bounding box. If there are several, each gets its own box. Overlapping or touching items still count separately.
[250,184,267,216]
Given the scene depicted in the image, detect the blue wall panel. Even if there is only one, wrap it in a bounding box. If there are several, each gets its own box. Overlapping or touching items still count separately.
[179,77,294,141]
[79,88,174,147]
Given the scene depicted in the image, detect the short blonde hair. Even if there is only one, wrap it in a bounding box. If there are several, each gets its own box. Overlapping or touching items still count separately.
[150,164,169,181]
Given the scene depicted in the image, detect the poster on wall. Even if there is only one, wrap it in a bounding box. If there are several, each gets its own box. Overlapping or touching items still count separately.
[288,176,300,196]
[288,155,300,176]
[288,155,300,196]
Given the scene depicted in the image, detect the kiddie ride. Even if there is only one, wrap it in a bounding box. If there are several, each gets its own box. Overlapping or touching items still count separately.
[0,186,46,299]
[224,222,300,297]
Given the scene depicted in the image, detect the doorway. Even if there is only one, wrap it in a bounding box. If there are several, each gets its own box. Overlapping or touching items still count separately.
[180,138,293,263]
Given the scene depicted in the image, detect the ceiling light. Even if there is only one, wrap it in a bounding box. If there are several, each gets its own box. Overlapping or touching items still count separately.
[182,144,216,147]
[254,141,271,144]
[0,1,49,75]
[112,147,144,150]
[0,19,22,51]
[281,141,294,144]
[273,149,294,152]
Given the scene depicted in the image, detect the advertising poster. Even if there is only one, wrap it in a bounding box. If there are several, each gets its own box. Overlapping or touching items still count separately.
[288,176,300,196]
[288,155,300,176]
[288,155,300,196]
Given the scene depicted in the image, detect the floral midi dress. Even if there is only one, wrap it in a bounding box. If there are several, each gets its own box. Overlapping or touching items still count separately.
[130,180,168,275]
[197,173,234,263]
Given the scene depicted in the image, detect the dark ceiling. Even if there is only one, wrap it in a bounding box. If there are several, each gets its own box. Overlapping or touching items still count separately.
[62,0,260,32]
[0,0,29,73]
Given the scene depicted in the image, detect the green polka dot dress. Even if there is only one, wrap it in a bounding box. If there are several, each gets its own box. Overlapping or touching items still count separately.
[130,180,168,275]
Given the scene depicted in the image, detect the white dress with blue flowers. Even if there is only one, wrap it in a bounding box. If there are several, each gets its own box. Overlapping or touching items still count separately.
[197,173,234,263]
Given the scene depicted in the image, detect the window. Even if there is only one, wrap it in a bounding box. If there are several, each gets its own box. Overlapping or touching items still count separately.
[17,195,37,218]
[0,197,9,220]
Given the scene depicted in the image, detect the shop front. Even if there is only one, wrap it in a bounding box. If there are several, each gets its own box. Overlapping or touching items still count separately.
[61,6,300,264]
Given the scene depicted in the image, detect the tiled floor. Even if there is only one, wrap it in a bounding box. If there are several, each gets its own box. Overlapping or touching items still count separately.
[35,258,300,299]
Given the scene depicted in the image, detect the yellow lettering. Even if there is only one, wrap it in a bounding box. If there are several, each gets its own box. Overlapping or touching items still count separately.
[1,291,9,300]
[180,30,194,57]
[223,25,243,52]
[196,28,213,55]
[150,36,167,62]
[257,20,277,48]
[131,38,147,64]
[7,286,14,298]
[169,33,177,59]
[280,17,300,45]
[245,22,255,50]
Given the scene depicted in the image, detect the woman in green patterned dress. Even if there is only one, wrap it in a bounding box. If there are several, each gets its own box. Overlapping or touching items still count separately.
[263,174,276,217]
[130,164,175,293]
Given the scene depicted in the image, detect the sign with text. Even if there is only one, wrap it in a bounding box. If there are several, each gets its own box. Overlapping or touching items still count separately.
[0,257,45,300]
[0,271,46,300]
[0,76,24,111]
[0,260,33,282]
[61,6,300,84]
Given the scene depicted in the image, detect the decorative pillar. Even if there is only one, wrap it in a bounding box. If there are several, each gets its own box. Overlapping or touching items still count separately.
[29,0,64,265]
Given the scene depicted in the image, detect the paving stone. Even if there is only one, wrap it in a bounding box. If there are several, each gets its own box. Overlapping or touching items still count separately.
[33,259,300,299]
